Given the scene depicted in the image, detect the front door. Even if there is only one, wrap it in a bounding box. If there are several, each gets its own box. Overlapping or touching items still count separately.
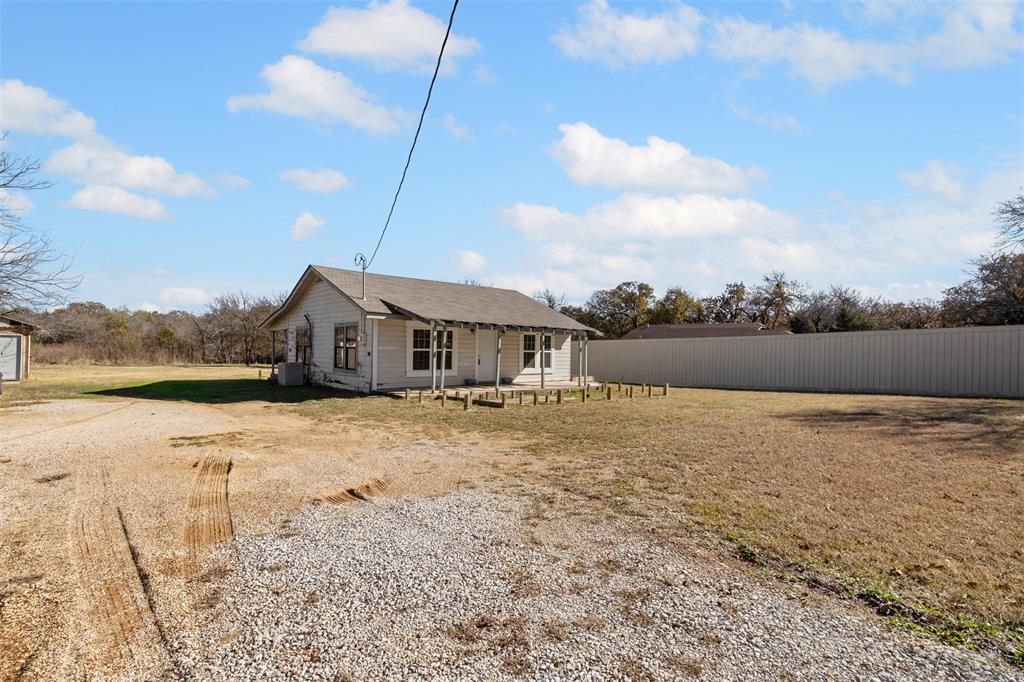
[0,335,20,380]
[476,330,497,382]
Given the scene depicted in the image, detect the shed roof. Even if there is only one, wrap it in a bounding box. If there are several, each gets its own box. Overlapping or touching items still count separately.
[0,314,38,331]
[263,265,597,334]
[623,323,791,340]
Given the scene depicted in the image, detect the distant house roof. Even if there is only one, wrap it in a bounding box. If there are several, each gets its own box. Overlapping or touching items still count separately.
[263,265,597,334]
[0,314,38,331]
[622,323,791,340]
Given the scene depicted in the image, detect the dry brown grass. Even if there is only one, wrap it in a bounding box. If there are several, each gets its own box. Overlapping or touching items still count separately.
[300,386,1024,657]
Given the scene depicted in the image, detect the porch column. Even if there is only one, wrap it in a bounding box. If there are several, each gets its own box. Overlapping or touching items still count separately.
[583,334,589,384]
[494,330,502,391]
[430,321,437,393]
[438,324,448,394]
[576,333,583,387]
[271,330,276,375]
[540,332,546,390]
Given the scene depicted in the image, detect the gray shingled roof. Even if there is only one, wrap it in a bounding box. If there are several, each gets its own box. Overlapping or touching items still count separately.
[264,265,596,333]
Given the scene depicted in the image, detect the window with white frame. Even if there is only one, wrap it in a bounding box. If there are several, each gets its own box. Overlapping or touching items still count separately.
[334,324,358,371]
[407,325,455,376]
[522,333,552,371]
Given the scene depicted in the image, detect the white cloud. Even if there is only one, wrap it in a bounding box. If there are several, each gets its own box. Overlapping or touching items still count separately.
[158,286,210,308]
[290,211,326,241]
[551,122,765,193]
[48,138,212,197]
[280,167,350,193]
[473,65,496,84]
[139,302,160,313]
[899,160,963,202]
[503,192,794,242]
[227,55,409,134]
[66,185,168,220]
[443,114,471,140]
[454,249,486,272]
[298,0,480,73]
[729,103,803,134]
[0,189,34,216]
[217,172,250,190]
[553,0,703,66]
[710,2,1024,90]
[0,79,97,138]
[151,266,169,276]
[738,237,824,272]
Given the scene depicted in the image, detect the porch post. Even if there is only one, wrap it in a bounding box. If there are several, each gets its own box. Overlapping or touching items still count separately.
[540,331,546,390]
[270,330,276,375]
[576,333,583,387]
[494,329,502,391]
[583,333,589,385]
[439,324,448,394]
[430,321,437,393]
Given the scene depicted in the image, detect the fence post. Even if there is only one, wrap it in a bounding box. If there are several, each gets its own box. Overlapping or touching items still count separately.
[646,384,652,397]
[501,393,508,408]
[557,389,563,404]
[533,391,539,406]
[464,391,471,411]
[606,385,612,400]
[441,391,447,408]
[405,387,410,400]
[663,383,669,396]
[418,389,423,403]
[617,381,622,395]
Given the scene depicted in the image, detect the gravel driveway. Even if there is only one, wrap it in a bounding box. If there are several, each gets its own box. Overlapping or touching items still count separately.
[172,491,1019,681]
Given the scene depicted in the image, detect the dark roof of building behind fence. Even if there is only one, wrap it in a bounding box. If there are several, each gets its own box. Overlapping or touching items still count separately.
[0,314,38,331]
[264,265,597,334]
[623,323,792,340]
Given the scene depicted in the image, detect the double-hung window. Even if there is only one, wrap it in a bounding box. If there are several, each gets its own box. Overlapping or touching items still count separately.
[522,333,552,371]
[408,326,454,375]
[334,324,358,371]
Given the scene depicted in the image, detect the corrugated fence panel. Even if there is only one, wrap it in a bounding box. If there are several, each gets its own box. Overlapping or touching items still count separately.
[574,325,1024,399]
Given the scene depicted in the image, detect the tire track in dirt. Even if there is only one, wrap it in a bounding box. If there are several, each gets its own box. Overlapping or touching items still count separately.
[184,454,234,572]
[317,477,392,504]
[67,468,174,679]
[5,401,137,441]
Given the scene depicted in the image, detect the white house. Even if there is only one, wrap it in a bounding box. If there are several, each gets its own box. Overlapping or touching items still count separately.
[261,265,597,392]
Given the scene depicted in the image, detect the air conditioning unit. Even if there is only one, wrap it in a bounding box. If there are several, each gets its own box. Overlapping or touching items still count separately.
[277,362,305,386]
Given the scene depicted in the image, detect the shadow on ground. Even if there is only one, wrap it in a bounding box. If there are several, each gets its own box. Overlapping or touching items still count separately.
[90,379,362,404]
[778,399,1024,451]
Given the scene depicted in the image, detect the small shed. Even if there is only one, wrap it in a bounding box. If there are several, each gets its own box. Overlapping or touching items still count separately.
[0,314,37,382]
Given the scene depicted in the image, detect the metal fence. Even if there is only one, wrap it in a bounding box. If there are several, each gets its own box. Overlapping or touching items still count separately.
[572,325,1024,399]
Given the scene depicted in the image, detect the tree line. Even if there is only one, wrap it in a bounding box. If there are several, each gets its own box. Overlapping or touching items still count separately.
[536,250,1024,339]
[15,293,283,366]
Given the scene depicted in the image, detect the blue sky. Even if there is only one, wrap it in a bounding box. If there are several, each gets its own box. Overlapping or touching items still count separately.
[2,0,1022,311]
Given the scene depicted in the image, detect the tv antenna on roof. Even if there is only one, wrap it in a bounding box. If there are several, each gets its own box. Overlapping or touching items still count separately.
[354,253,368,300]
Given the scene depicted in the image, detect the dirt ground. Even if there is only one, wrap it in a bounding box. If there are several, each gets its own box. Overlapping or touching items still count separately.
[1,367,1022,679]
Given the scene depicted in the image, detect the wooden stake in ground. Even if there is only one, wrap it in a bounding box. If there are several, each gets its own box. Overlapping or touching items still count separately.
[617,381,622,395]
[663,383,669,396]
[557,389,564,404]
[405,387,410,400]
[418,390,423,403]
[518,392,524,405]
[582,387,588,404]
[464,390,471,411]
[533,392,539,405]
[647,384,653,398]
[628,385,634,399]
[606,385,612,400]
[441,391,447,408]
[501,393,508,408]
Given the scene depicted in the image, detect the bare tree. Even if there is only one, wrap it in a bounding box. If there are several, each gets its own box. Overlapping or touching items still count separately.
[0,135,80,310]
[994,192,1024,250]
[533,288,565,310]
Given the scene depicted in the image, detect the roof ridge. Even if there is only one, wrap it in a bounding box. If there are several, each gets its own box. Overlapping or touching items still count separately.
[311,264,524,296]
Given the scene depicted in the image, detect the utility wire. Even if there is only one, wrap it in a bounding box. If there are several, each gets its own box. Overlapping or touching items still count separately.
[363,0,460,270]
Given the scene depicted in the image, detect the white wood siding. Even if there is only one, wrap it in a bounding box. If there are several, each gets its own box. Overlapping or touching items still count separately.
[271,277,370,391]
[573,325,1024,399]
